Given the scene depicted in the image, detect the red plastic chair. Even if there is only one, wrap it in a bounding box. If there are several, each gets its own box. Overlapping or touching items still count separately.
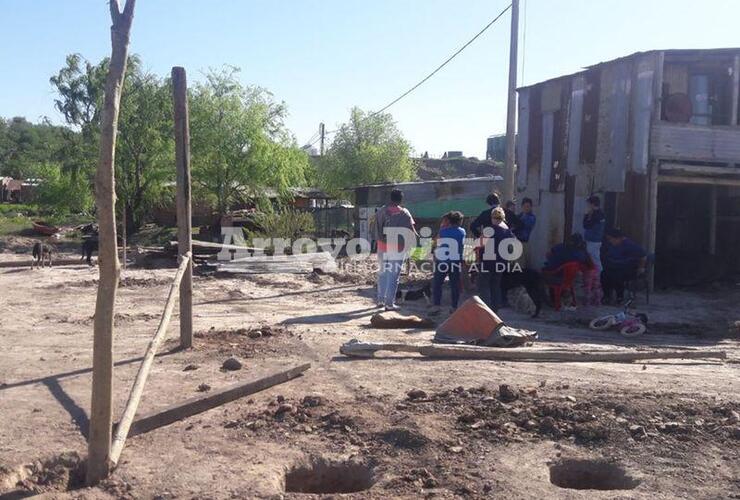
[542,261,581,311]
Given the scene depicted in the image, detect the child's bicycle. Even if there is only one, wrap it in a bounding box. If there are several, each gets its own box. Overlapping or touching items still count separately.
[589,299,648,337]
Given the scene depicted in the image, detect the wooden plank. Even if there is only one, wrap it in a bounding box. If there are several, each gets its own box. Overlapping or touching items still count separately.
[651,123,740,164]
[731,55,740,126]
[110,253,191,467]
[660,163,740,176]
[173,67,194,350]
[709,185,718,255]
[121,363,311,438]
[658,175,740,187]
[339,341,726,363]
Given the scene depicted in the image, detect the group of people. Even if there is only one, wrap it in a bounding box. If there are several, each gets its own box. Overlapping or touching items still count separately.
[372,188,646,313]
[543,195,647,306]
[373,189,536,312]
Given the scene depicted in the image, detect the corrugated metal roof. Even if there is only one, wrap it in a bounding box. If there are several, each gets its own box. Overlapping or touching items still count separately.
[517,47,740,92]
[352,175,503,190]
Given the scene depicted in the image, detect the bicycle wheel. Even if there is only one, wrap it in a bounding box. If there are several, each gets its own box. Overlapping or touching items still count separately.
[589,316,616,330]
[620,322,646,337]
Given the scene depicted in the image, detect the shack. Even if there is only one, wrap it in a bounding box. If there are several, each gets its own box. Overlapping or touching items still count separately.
[354,176,503,242]
[516,48,740,286]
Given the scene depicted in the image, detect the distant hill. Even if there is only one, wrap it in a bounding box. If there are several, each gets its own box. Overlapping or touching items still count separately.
[416,157,504,181]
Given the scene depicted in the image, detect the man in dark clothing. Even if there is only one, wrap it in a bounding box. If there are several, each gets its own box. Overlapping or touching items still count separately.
[601,228,647,304]
[470,193,501,238]
[477,207,514,311]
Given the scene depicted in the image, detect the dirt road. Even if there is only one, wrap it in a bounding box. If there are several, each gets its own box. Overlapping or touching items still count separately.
[0,253,738,498]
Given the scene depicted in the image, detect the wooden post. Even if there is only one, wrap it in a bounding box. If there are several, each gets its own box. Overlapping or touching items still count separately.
[121,203,127,271]
[110,253,191,467]
[647,161,658,293]
[503,0,519,202]
[172,66,193,349]
[731,55,739,126]
[709,185,718,255]
[88,0,137,486]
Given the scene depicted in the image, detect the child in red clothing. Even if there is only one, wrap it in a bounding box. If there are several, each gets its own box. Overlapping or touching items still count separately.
[581,253,603,306]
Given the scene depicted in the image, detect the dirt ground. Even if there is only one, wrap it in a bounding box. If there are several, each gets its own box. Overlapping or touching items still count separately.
[0,247,738,499]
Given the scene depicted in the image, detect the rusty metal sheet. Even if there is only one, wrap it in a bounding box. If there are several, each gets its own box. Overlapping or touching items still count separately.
[631,55,655,174]
[541,80,563,112]
[550,108,567,192]
[580,69,600,164]
[527,87,542,185]
[516,88,530,189]
[540,112,554,189]
[606,61,631,191]
[567,75,585,175]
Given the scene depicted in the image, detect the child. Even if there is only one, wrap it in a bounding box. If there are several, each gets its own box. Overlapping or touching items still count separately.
[432,211,466,312]
[581,251,603,307]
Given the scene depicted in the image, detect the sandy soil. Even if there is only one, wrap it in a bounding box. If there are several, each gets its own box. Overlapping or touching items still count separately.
[0,249,738,499]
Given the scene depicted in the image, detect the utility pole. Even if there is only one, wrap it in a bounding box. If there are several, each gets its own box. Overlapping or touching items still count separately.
[319,122,325,156]
[503,0,519,202]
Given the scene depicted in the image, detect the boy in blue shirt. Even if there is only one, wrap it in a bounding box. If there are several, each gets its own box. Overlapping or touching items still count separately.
[432,211,466,311]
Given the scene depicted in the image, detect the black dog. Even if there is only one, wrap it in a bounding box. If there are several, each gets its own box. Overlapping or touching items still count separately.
[81,238,98,265]
[501,268,545,317]
[32,242,53,269]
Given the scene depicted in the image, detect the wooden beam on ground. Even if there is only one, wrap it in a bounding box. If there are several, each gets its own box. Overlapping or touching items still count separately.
[0,258,90,269]
[117,363,310,439]
[339,340,726,363]
[169,240,260,253]
[109,252,191,467]
[173,66,194,350]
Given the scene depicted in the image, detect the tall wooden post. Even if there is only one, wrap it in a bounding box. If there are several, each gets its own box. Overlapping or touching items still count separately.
[173,67,193,349]
[503,0,519,202]
[87,0,137,486]
[709,185,718,255]
[731,55,739,127]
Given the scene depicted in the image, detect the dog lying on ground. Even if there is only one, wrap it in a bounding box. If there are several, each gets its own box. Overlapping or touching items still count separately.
[396,282,432,304]
[501,268,545,317]
[32,242,53,269]
[81,238,98,265]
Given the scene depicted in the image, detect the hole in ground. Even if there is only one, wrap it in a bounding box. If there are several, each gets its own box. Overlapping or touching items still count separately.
[549,458,641,491]
[284,457,375,494]
[0,452,85,498]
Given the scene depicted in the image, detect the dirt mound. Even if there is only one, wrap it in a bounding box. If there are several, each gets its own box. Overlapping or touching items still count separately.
[192,324,298,359]
[1,452,85,497]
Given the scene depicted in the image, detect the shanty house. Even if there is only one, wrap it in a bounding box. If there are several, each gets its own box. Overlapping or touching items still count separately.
[354,176,503,243]
[516,48,740,285]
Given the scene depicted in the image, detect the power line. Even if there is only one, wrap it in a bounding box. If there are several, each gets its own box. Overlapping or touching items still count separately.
[369,3,512,117]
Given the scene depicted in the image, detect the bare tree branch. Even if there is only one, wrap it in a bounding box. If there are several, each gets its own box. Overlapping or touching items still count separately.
[109,0,121,22]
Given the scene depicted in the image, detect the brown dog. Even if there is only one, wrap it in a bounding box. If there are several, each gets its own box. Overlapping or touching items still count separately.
[32,242,53,269]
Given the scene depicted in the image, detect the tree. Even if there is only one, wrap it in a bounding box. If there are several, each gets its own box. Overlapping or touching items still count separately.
[189,67,310,214]
[87,0,136,486]
[0,116,67,178]
[51,55,174,230]
[318,107,417,193]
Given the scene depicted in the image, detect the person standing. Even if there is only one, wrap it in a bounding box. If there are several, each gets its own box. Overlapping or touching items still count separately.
[470,193,501,238]
[601,228,647,304]
[432,211,466,312]
[477,207,513,311]
[583,195,606,272]
[514,197,536,265]
[374,189,417,310]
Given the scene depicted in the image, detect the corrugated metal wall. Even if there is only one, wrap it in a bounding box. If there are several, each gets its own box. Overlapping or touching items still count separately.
[516,53,658,269]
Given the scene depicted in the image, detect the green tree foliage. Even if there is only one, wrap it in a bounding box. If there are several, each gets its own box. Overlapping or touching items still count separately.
[318,107,417,193]
[34,163,94,214]
[189,67,310,215]
[50,54,174,229]
[0,117,67,178]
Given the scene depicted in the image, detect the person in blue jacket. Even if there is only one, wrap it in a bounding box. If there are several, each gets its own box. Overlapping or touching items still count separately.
[583,195,606,271]
[601,228,647,304]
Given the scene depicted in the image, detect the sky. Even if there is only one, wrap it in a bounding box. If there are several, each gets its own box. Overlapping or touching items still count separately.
[1,0,739,159]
